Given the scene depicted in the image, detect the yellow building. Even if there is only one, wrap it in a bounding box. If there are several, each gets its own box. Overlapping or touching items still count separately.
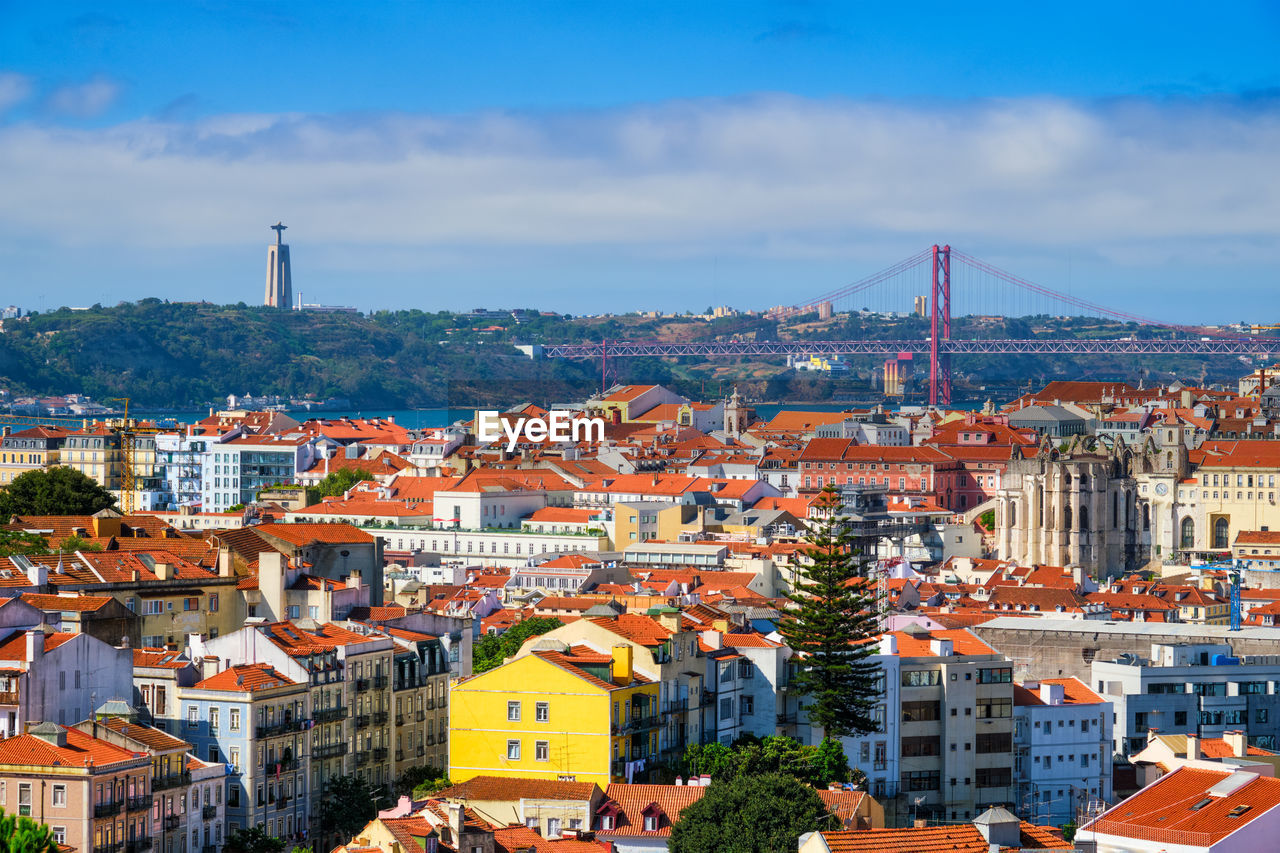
[449,642,659,786]
[613,501,698,545]
[0,426,69,485]
[1180,440,1280,554]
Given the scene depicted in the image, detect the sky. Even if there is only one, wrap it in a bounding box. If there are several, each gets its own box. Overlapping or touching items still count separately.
[2,2,1279,321]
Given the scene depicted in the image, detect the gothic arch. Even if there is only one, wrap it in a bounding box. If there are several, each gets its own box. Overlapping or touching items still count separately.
[1180,516,1194,549]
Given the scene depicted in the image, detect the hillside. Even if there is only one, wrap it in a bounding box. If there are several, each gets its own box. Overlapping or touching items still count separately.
[0,301,1257,408]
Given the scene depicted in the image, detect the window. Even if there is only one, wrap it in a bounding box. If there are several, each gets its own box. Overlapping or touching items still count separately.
[17,784,29,816]
[1214,517,1230,549]
[976,699,1012,719]
[229,748,240,772]
[902,701,941,722]
[1181,517,1195,549]
[508,701,521,722]
[643,815,658,831]
[976,768,1011,788]
[230,708,240,731]
[976,732,1011,753]
[188,706,198,728]
[901,736,941,757]
[536,702,549,722]
[51,828,65,845]
[209,593,219,613]
[547,817,561,837]
[535,741,549,761]
[977,667,1012,684]
[901,771,940,792]
[51,785,66,807]
[902,670,941,687]
[183,597,199,611]
[507,740,521,760]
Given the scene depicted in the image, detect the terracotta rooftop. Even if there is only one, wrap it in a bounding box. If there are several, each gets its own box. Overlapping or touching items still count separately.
[436,775,600,803]
[193,663,297,692]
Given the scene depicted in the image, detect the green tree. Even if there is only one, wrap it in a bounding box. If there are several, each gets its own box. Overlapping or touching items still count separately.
[57,533,103,553]
[680,735,848,788]
[394,764,447,797]
[668,773,829,853]
[318,774,380,842]
[778,485,883,738]
[0,467,117,519]
[0,530,50,558]
[473,616,565,673]
[225,826,284,853]
[305,469,375,505]
[0,809,58,853]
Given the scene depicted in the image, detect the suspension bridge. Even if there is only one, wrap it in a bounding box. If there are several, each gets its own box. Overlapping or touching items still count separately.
[539,245,1278,406]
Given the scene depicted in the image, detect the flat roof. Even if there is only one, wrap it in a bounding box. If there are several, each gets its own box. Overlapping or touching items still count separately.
[975,616,1280,641]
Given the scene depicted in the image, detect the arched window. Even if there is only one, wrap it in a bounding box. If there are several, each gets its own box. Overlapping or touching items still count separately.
[1064,472,1073,488]
[1064,505,1073,530]
[1037,487,1044,525]
[1079,504,1089,531]
[1009,501,1017,527]
[1142,503,1150,531]
[1214,517,1230,550]
[1166,451,1174,470]
[1180,517,1194,549]
[1112,493,1118,529]
[1080,473,1090,489]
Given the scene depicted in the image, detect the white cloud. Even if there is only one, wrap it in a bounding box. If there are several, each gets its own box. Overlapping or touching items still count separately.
[44,76,121,118]
[0,72,32,113]
[0,94,1277,267]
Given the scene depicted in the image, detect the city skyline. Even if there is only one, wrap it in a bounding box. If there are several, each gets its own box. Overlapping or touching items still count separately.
[2,3,1279,319]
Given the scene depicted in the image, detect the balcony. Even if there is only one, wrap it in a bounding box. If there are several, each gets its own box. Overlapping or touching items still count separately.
[611,714,661,735]
[256,719,305,738]
[395,749,404,762]
[203,846,216,853]
[776,712,797,725]
[416,746,425,757]
[355,679,371,692]
[163,815,180,831]
[372,747,388,761]
[93,844,124,853]
[426,698,436,710]
[127,795,149,812]
[202,805,216,820]
[373,711,389,725]
[267,758,298,775]
[426,735,435,746]
[0,690,18,705]
[663,698,688,713]
[94,800,123,818]
[313,707,347,724]
[355,714,371,729]
[416,711,426,722]
[313,743,347,760]
[395,714,405,726]
[275,796,291,811]
[153,771,191,792]
[373,676,389,689]
[355,752,370,767]
[126,839,152,853]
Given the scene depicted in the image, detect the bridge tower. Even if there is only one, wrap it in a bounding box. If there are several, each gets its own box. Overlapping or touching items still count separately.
[928,244,952,406]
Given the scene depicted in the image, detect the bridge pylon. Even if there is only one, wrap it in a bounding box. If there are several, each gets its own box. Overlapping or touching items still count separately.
[929,244,952,406]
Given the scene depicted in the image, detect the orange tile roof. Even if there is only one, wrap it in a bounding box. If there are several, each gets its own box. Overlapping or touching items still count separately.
[813,823,1068,852]
[492,825,611,852]
[525,506,600,524]
[437,775,600,803]
[133,648,191,669]
[1014,677,1106,707]
[253,522,375,546]
[98,717,191,753]
[886,628,996,657]
[588,613,672,647]
[0,727,143,769]
[20,592,113,612]
[1084,767,1280,846]
[599,783,706,837]
[193,663,297,692]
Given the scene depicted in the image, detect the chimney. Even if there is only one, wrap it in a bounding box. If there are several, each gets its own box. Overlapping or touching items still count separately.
[1186,733,1201,760]
[700,630,722,651]
[914,819,928,828]
[878,634,898,655]
[656,609,681,633]
[25,630,42,664]
[153,562,173,581]
[218,546,234,578]
[611,644,633,683]
[1225,730,1247,758]
[445,803,464,844]
[674,777,683,786]
[929,638,953,657]
[1039,682,1065,706]
[698,774,711,786]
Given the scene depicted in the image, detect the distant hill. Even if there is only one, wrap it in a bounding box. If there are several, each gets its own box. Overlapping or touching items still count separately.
[0,301,1254,408]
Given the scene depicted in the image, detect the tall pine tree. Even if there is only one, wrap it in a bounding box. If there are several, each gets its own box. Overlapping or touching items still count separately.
[779,485,883,737]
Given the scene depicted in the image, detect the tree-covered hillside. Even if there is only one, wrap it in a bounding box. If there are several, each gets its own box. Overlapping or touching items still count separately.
[0,300,1259,408]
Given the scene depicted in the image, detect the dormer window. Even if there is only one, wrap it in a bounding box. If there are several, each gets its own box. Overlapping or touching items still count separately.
[598,815,615,830]
[644,816,658,831]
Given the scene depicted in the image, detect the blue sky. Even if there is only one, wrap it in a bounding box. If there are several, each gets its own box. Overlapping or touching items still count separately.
[2,2,1279,320]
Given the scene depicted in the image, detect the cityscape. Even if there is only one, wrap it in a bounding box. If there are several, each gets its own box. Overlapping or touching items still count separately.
[3,5,1280,853]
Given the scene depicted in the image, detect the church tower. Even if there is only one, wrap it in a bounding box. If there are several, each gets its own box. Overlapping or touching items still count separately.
[264,221,293,308]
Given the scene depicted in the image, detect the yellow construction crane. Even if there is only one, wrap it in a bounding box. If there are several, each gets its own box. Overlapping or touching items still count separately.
[105,398,161,514]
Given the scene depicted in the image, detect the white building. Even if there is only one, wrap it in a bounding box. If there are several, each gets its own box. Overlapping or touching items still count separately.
[201,433,318,512]
[1092,642,1280,756]
[1012,677,1113,826]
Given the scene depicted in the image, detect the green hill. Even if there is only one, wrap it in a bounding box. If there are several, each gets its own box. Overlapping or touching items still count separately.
[0,301,1257,408]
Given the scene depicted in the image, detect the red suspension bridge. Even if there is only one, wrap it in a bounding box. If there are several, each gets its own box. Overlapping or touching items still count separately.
[540,245,1278,406]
